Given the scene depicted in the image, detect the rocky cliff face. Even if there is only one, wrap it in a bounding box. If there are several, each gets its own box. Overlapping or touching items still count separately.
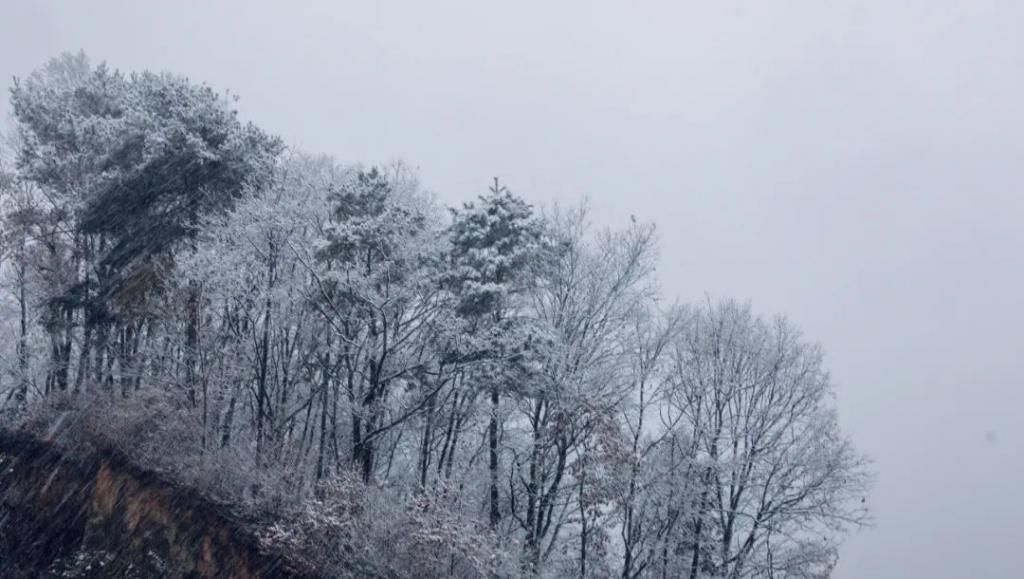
[0,431,319,578]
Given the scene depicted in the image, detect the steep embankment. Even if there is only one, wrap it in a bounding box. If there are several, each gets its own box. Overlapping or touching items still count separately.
[0,431,319,578]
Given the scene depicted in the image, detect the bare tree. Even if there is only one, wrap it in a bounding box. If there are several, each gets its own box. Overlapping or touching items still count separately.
[510,206,659,573]
[616,304,688,579]
[664,300,871,578]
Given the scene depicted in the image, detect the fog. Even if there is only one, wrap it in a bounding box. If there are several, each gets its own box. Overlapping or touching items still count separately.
[3,1,1022,576]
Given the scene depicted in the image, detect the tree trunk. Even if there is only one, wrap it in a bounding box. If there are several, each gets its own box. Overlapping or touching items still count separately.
[185,280,200,408]
[488,386,501,528]
[15,260,29,407]
[418,389,437,488]
[74,322,92,393]
[578,462,588,579]
[221,387,237,448]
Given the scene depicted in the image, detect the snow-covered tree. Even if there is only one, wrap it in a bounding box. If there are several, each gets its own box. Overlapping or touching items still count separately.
[663,300,871,578]
[446,178,552,531]
[10,51,283,399]
[310,165,448,482]
[0,51,872,579]
[512,205,659,573]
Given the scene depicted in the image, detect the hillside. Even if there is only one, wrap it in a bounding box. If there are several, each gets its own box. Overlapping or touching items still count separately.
[0,430,322,578]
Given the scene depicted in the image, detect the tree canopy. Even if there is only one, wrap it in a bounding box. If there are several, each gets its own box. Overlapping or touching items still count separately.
[0,53,871,579]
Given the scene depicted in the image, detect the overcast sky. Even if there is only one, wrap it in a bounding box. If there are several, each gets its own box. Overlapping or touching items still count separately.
[3,1,1023,576]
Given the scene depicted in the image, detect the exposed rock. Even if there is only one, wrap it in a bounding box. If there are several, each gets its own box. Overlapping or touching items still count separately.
[0,430,322,578]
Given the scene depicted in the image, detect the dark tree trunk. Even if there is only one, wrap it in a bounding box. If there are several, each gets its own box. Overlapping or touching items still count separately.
[418,389,437,488]
[15,262,29,407]
[185,280,200,408]
[488,386,501,528]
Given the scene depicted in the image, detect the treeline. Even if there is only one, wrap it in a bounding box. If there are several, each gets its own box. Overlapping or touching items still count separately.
[0,53,870,578]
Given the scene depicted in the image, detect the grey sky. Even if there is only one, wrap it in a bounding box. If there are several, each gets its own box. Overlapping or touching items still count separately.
[2,1,1022,577]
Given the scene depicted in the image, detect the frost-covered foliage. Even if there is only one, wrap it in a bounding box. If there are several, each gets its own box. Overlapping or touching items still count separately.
[0,52,872,578]
[259,475,519,578]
